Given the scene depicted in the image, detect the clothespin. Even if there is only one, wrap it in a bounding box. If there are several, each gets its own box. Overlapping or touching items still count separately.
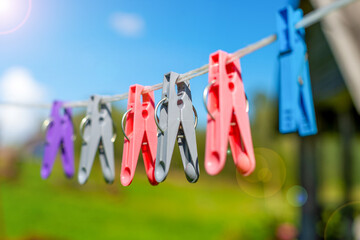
[41,101,74,179]
[78,95,116,184]
[154,72,199,183]
[120,85,158,186]
[203,50,255,176]
[277,5,317,136]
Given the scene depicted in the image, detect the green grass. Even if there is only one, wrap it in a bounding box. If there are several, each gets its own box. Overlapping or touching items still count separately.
[2,130,357,239]
[0,159,292,240]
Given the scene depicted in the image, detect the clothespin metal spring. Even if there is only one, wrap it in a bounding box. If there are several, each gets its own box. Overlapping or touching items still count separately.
[42,117,77,141]
[121,108,132,142]
[154,96,198,135]
[80,114,117,144]
[42,118,53,132]
[203,81,250,120]
[121,107,158,144]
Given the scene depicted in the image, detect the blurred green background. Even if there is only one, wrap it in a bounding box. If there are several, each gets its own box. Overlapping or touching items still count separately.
[1,95,360,240]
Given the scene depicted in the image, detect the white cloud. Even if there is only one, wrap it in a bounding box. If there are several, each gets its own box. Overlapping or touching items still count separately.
[110,12,145,37]
[0,67,48,145]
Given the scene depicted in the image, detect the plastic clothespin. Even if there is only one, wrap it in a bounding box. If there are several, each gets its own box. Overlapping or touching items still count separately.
[203,50,255,176]
[277,6,317,136]
[120,84,158,186]
[154,72,199,183]
[42,101,74,179]
[78,95,116,185]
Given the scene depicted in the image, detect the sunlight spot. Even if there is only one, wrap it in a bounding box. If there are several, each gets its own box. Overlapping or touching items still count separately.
[0,0,11,14]
[0,0,32,35]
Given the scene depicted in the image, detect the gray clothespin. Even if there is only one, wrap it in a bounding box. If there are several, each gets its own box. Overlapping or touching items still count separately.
[154,72,199,183]
[78,95,116,185]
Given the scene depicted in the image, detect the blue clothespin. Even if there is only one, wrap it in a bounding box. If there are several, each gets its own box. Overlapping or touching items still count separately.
[277,6,317,136]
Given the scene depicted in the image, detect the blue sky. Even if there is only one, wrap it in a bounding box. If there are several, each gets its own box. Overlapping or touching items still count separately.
[0,0,300,142]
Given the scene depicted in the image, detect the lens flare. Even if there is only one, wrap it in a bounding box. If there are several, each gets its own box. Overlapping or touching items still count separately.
[0,0,32,35]
[236,148,286,198]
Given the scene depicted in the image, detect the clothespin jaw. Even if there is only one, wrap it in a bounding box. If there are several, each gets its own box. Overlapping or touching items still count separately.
[78,95,115,185]
[155,72,199,183]
[204,50,255,176]
[120,84,158,186]
[277,6,317,136]
[42,101,74,179]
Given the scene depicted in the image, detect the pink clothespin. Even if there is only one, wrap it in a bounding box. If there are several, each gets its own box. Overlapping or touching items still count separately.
[203,50,256,176]
[120,85,158,186]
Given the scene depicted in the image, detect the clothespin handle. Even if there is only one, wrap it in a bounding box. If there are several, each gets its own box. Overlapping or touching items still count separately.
[204,50,256,176]
[120,85,158,186]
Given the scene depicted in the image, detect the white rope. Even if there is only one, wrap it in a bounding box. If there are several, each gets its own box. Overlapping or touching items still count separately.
[1,0,358,109]
[295,0,358,28]
[0,102,52,108]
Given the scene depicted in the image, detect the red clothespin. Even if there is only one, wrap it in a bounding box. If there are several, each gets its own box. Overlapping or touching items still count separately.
[204,50,256,176]
[120,84,158,186]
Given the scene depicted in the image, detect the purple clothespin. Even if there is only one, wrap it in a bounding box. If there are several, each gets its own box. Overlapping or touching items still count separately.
[41,101,75,179]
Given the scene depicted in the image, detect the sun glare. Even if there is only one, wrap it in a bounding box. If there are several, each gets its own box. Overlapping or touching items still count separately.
[0,0,11,14]
[0,0,32,35]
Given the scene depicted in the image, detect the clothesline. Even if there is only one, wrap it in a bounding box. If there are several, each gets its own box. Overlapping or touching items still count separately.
[0,0,357,109]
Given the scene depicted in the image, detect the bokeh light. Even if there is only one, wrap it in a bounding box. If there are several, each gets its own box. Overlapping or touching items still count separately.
[275,223,298,240]
[286,185,308,207]
[236,148,287,198]
[324,202,360,240]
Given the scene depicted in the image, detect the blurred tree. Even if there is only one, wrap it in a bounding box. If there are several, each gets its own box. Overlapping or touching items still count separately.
[0,147,19,239]
[298,0,360,239]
